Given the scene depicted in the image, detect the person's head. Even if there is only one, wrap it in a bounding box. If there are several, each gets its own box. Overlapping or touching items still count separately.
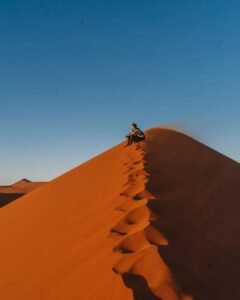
[131,123,137,130]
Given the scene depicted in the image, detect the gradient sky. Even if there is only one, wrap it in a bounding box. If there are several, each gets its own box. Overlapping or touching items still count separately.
[0,0,240,184]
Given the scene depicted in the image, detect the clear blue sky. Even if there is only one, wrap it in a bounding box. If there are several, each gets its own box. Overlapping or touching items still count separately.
[0,0,240,184]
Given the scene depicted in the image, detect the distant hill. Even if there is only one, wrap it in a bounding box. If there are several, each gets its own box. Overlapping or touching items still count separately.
[0,179,46,207]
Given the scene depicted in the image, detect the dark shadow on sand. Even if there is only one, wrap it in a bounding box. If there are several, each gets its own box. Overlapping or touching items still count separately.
[144,129,240,300]
[0,193,24,207]
[122,273,161,300]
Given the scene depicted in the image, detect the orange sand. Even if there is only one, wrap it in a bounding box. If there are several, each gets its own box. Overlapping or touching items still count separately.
[0,128,239,300]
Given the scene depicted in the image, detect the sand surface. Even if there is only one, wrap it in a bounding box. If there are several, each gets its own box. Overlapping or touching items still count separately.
[0,128,239,299]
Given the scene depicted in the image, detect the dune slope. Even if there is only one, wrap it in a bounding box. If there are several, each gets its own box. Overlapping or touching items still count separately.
[145,128,240,300]
[0,128,239,300]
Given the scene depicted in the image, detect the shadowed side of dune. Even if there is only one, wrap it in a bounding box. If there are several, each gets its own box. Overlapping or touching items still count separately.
[144,128,240,300]
[122,274,161,300]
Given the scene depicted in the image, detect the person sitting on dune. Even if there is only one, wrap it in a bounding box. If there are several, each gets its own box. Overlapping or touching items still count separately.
[125,123,145,146]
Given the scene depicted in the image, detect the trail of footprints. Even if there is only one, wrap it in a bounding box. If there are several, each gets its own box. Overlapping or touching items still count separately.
[110,143,193,300]
[111,143,168,273]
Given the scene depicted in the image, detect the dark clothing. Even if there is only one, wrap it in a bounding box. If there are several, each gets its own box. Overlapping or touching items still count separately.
[126,127,145,145]
[127,134,144,145]
[133,128,144,138]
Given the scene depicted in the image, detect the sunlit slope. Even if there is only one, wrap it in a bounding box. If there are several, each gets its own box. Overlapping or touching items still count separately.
[0,142,133,300]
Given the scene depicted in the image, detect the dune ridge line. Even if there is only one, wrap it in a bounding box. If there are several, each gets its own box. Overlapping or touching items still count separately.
[111,141,192,300]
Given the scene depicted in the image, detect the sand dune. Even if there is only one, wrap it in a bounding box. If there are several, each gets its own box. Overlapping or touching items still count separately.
[0,128,239,299]
[145,128,240,299]
[0,179,45,207]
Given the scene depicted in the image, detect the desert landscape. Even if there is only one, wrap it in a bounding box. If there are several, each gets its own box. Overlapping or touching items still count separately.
[0,127,239,299]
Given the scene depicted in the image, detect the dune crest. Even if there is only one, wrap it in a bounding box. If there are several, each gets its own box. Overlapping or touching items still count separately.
[112,142,191,300]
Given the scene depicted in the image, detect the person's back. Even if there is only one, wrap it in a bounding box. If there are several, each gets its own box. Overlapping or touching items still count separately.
[134,127,145,139]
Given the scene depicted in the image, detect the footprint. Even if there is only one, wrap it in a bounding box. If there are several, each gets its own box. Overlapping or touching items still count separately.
[133,190,155,201]
[115,198,148,212]
[120,184,146,198]
[128,173,148,184]
[145,225,168,246]
[132,160,144,166]
[114,230,152,253]
[125,206,150,224]
[112,206,150,235]
[113,248,149,274]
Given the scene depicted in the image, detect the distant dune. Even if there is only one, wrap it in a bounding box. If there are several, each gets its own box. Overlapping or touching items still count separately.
[0,179,45,207]
[0,128,239,299]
